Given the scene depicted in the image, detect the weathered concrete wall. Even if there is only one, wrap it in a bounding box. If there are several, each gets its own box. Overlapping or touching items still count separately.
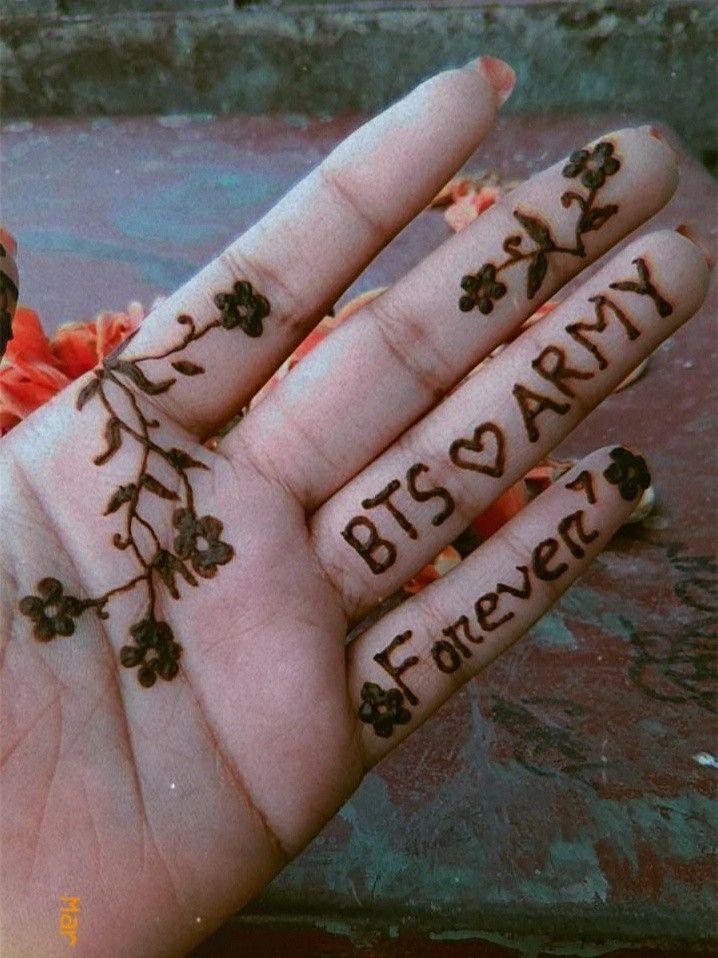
[1,2,716,171]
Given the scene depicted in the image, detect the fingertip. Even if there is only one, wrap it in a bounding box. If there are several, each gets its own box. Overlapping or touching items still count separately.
[470,56,517,108]
[674,222,715,269]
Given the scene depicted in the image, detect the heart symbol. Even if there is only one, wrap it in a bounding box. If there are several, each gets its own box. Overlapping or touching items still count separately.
[449,422,506,478]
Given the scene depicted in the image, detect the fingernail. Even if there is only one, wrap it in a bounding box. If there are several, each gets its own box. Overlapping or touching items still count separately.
[644,124,678,164]
[471,56,516,108]
[675,222,715,268]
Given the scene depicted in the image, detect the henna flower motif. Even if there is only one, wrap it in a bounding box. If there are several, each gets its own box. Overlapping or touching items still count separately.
[358,681,412,738]
[562,141,621,190]
[214,280,270,337]
[18,577,85,641]
[603,447,651,501]
[120,617,182,687]
[172,508,234,578]
[459,264,507,314]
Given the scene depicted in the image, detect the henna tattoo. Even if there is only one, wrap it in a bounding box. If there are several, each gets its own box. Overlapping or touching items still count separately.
[449,423,505,477]
[566,470,597,504]
[603,447,651,501]
[358,681,412,738]
[609,257,673,318]
[566,295,640,371]
[531,345,594,398]
[496,565,532,600]
[406,463,455,527]
[476,591,514,632]
[341,516,397,575]
[459,140,621,313]
[343,463,456,572]
[19,280,270,687]
[362,480,418,541]
[373,630,420,706]
[359,501,602,738]
[532,537,569,581]
[512,383,571,444]
[557,510,600,559]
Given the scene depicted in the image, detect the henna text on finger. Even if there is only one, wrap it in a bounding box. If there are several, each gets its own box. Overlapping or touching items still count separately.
[18,281,270,688]
[342,463,456,573]
[359,491,604,738]
[514,257,673,443]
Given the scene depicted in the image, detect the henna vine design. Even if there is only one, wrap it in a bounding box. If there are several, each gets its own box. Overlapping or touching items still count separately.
[358,681,412,738]
[18,280,271,688]
[459,141,621,314]
[603,447,651,501]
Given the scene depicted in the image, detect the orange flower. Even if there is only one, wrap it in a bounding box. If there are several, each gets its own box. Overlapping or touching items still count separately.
[0,302,145,435]
[444,185,502,232]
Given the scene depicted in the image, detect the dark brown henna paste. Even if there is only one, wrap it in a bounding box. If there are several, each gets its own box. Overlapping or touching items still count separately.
[459,140,621,312]
[358,682,412,738]
[362,480,418,541]
[406,463,455,527]
[565,470,597,504]
[496,565,532,600]
[532,537,569,581]
[609,258,673,318]
[19,281,270,687]
[373,631,420,706]
[557,510,600,559]
[449,423,506,477]
[512,383,571,444]
[566,294,640,371]
[341,516,397,575]
[531,346,594,398]
[475,591,514,632]
[603,447,651,501]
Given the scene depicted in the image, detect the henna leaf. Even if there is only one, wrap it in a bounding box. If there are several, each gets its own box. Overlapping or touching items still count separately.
[513,211,555,250]
[171,360,205,376]
[527,252,548,299]
[110,359,175,395]
[76,377,100,411]
[94,417,123,465]
[167,447,209,471]
[560,190,586,210]
[139,473,179,500]
[152,549,197,599]
[104,483,136,515]
[579,204,618,234]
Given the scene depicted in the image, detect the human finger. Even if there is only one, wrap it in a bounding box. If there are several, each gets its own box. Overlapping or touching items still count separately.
[234,126,677,508]
[100,59,513,437]
[310,228,710,620]
[0,228,19,359]
[346,446,653,766]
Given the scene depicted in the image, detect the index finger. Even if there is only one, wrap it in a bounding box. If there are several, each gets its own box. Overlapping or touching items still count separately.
[106,58,514,437]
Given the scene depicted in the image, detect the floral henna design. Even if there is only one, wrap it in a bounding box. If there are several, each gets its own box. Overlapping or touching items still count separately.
[459,140,621,312]
[603,447,651,501]
[19,280,270,687]
[358,681,412,738]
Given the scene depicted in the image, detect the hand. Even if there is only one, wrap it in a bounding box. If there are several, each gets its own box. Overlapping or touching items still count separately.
[1,57,710,957]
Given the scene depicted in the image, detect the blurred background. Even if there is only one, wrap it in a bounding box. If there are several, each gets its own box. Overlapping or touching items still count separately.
[2,0,717,173]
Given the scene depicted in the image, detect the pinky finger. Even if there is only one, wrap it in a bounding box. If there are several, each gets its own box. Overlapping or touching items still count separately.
[348,445,648,767]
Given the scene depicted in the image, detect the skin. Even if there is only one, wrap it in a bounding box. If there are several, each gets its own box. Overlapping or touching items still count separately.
[0,58,712,957]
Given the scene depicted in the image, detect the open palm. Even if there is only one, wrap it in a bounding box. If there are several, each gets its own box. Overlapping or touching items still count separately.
[1,58,710,958]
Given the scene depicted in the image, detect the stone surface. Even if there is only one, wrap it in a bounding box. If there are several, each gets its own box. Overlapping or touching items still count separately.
[1,2,716,173]
[2,112,716,954]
